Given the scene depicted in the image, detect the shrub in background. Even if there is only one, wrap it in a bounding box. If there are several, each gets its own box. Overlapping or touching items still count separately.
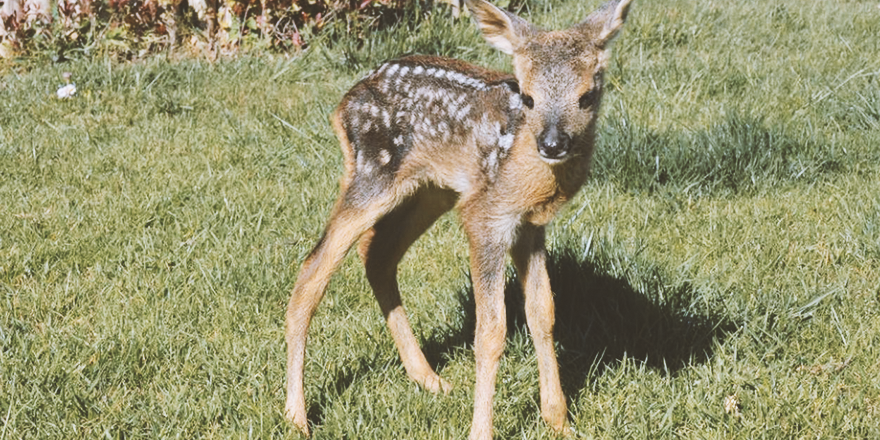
[0,0,428,59]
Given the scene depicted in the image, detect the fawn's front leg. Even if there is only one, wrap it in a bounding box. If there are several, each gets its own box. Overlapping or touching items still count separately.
[465,216,514,440]
[511,224,568,433]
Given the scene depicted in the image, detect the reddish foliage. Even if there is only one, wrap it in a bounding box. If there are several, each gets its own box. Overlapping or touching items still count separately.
[0,0,410,56]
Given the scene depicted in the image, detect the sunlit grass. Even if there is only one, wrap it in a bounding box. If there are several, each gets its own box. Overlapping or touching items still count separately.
[1,0,879,438]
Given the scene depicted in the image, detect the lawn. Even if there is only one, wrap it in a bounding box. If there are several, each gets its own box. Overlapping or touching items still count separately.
[1,0,879,438]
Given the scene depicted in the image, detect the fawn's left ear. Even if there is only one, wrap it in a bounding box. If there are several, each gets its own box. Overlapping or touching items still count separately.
[466,0,534,55]
[584,0,634,48]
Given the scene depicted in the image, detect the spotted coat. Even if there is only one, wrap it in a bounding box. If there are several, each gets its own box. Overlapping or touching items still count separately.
[336,55,525,203]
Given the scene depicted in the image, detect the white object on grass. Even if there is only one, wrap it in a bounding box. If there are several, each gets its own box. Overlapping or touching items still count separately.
[57,84,76,99]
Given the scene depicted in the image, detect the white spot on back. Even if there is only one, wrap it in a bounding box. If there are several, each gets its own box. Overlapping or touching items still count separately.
[357,150,374,174]
[499,133,514,151]
[350,113,360,130]
[413,66,424,75]
[378,149,392,165]
[439,121,451,141]
[486,149,498,170]
[473,114,498,147]
[386,64,400,77]
[447,100,459,118]
[509,93,522,110]
[456,104,472,121]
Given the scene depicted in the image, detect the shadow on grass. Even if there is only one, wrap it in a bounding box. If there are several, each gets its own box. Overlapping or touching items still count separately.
[540,247,734,393]
[422,241,736,396]
[303,241,736,432]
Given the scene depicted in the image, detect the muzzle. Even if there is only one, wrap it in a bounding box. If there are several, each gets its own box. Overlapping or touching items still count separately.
[537,124,571,161]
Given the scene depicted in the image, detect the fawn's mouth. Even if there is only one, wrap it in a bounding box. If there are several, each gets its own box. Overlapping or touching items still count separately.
[538,152,576,165]
[538,151,569,164]
[537,141,573,164]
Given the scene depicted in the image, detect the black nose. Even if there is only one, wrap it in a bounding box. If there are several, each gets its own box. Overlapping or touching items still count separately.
[538,125,571,160]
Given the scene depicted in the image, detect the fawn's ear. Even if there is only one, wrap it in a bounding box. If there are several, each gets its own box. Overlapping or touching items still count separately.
[466,0,533,55]
[584,0,633,48]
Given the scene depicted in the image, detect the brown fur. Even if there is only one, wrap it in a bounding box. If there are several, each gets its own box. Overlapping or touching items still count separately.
[284,1,633,438]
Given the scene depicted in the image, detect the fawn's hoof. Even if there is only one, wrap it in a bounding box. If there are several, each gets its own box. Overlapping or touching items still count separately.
[424,373,453,394]
[285,407,310,437]
[543,404,569,436]
[549,421,571,438]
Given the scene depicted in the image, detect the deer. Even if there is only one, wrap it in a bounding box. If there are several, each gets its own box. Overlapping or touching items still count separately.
[284,0,633,438]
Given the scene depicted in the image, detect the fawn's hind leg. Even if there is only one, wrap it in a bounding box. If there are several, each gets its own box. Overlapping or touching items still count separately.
[357,187,457,393]
[284,190,399,436]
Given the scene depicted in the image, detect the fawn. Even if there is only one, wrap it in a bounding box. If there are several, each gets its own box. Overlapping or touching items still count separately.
[284,0,633,437]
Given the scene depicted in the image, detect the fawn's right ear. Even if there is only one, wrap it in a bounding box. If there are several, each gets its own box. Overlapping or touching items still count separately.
[466,0,533,55]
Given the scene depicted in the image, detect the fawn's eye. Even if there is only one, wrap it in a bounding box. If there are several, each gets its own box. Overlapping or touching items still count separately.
[521,94,534,109]
[579,89,599,109]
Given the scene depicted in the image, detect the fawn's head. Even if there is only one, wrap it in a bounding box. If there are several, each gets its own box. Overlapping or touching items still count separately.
[467,0,632,163]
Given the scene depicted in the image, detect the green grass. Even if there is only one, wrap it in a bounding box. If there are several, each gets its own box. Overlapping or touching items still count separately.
[2,0,880,438]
